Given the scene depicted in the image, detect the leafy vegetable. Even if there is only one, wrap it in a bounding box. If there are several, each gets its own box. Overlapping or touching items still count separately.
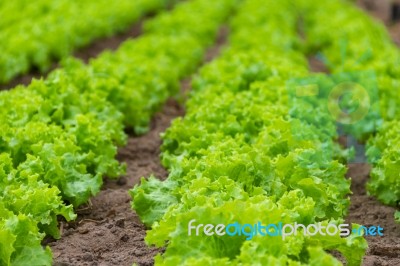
[131,0,367,265]
[0,0,239,264]
[0,0,170,83]
[299,0,400,219]
[0,203,53,265]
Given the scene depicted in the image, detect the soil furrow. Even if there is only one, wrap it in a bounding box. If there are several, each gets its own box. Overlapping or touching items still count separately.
[307,2,400,257]
[347,1,400,265]
[48,26,229,266]
[308,58,400,266]
[36,1,400,265]
[347,163,400,266]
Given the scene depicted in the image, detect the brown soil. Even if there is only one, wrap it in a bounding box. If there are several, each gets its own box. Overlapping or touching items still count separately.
[308,56,329,73]
[49,99,182,266]
[307,61,399,266]
[48,27,229,266]
[347,164,400,266]
[308,3,400,264]
[353,1,400,265]
[9,0,398,264]
[357,0,392,23]
[357,0,400,45]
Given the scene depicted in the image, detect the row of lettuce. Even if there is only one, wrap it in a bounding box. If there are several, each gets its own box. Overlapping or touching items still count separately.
[131,0,368,265]
[0,0,170,84]
[299,0,399,221]
[0,0,236,264]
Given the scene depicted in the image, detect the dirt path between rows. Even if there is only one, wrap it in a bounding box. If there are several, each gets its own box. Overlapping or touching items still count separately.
[308,2,400,262]
[42,1,400,264]
[349,2,400,265]
[308,58,400,265]
[49,99,182,266]
[48,26,229,266]
[347,163,400,266]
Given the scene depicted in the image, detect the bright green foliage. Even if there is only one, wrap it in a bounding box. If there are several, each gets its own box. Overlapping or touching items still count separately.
[0,0,234,204]
[0,153,76,237]
[133,177,179,227]
[149,187,365,266]
[0,0,235,264]
[366,122,400,206]
[299,0,400,219]
[131,0,367,265]
[0,0,170,83]
[299,0,387,139]
[0,204,53,266]
[0,84,126,206]
[51,0,235,134]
